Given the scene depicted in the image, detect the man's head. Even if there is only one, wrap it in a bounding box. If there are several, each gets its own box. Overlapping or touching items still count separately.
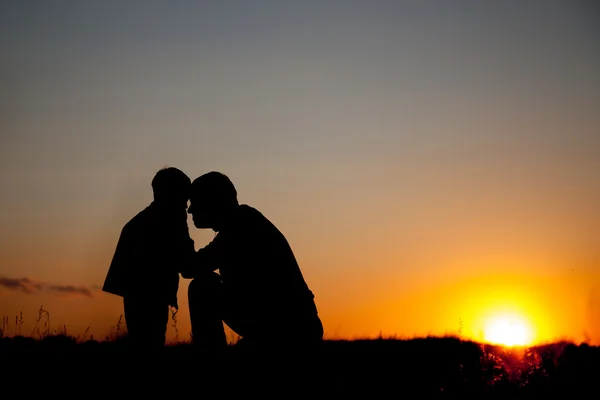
[188,171,239,230]
[151,167,191,209]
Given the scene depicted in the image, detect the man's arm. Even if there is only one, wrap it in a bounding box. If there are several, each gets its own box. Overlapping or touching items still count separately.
[180,234,225,279]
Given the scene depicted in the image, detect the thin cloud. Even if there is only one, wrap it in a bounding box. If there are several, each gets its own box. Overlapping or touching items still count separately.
[0,276,96,298]
[49,284,93,297]
[0,277,36,294]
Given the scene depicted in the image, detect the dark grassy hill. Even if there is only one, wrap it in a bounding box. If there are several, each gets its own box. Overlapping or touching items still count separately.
[1,335,598,397]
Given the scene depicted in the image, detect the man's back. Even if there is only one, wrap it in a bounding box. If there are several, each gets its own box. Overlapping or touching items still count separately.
[213,205,318,318]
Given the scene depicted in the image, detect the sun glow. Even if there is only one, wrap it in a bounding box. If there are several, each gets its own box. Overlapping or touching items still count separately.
[484,315,533,347]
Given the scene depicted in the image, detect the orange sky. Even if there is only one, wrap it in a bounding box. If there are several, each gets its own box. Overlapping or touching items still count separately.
[1,1,599,345]
[2,209,599,345]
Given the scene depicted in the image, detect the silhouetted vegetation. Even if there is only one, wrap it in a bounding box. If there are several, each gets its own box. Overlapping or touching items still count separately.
[1,334,598,395]
[1,309,598,396]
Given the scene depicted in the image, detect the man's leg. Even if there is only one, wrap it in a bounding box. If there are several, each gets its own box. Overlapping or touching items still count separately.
[188,272,228,350]
[285,314,325,349]
[229,303,324,350]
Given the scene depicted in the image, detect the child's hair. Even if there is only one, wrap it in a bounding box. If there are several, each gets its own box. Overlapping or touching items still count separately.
[151,167,191,201]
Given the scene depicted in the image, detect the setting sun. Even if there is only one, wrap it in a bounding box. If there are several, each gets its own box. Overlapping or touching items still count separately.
[484,315,534,347]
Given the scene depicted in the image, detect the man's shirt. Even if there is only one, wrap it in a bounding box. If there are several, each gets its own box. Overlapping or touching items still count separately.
[184,204,319,319]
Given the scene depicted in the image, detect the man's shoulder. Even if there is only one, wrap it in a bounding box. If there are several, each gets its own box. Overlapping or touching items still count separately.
[234,204,267,227]
[238,204,266,220]
[237,204,281,236]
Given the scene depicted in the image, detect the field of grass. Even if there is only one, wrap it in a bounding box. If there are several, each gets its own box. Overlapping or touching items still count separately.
[2,332,599,397]
[2,308,599,396]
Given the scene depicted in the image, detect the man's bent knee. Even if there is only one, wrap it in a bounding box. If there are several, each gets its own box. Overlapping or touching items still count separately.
[188,272,222,302]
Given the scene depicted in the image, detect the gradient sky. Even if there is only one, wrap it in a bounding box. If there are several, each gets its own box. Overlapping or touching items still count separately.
[1,1,599,344]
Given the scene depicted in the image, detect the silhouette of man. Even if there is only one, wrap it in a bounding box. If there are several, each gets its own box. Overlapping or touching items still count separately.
[102,167,194,349]
[183,171,324,350]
